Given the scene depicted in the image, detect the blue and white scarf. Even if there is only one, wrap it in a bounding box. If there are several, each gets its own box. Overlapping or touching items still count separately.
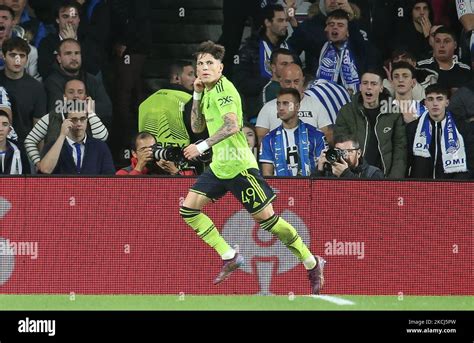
[0,140,22,174]
[316,41,360,94]
[413,110,467,173]
[259,39,289,79]
[273,121,311,176]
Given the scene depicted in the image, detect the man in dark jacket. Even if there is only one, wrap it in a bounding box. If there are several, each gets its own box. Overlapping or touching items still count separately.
[43,38,112,127]
[407,84,470,179]
[314,134,384,178]
[38,0,109,79]
[38,101,114,175]
[391,0,434,61]
[335,70,407,178]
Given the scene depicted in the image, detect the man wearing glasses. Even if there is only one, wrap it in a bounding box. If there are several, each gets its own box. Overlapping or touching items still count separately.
[38,101,114,175]
[314,134,384,178]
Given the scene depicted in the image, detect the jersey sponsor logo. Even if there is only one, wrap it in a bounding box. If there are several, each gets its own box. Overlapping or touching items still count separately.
[298,111,313,118]
[218,96,233,107]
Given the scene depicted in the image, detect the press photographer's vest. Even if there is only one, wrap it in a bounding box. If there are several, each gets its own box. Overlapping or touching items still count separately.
[138,89,191,149]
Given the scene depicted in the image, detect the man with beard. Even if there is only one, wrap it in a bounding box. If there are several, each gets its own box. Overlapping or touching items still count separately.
[314,134,384,178]
[38,0,108,79]
[43,38,112,127]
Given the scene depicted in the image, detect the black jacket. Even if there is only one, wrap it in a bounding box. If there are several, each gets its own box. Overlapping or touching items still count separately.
[313,157,384,179]
[44,63,112,126]
[406,116,470,179]
[335,93,407,178]
[233,31,286,119]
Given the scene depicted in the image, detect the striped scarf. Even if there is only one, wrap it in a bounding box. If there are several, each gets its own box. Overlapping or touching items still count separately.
[316,41,360,94]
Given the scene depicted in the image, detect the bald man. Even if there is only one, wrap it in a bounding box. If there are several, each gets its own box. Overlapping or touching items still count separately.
[255,63,333,145]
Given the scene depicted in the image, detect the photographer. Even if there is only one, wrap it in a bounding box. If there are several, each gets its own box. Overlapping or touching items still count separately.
[314,134,384,179]
[116,132,186,176]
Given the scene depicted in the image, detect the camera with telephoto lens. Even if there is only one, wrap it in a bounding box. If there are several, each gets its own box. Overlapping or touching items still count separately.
[150,144,185,164]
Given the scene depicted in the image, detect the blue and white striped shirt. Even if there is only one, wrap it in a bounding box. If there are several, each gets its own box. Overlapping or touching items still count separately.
[305,79,351,125]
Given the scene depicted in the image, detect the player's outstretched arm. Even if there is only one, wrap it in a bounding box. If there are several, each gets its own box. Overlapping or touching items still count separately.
[206,112,239,146]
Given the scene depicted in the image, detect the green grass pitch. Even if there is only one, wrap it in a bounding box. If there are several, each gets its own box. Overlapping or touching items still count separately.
[0,295,472,310]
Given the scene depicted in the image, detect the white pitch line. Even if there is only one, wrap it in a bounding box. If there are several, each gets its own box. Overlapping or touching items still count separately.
[309,295,355,305]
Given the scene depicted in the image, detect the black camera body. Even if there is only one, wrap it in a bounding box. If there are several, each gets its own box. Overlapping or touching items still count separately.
[325,148,344,164]
[323,148,345,172]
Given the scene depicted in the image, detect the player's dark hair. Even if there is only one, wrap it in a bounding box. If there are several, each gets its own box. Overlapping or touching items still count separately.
[194,41,225,62]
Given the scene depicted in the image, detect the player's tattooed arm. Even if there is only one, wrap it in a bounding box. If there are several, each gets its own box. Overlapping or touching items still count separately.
[191,100,207,133]
[206,112,239,147]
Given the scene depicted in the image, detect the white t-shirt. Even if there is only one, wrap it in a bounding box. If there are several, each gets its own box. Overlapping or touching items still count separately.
[256,94,332,131]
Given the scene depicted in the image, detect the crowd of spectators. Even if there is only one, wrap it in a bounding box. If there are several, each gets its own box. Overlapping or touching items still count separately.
[0,0,472,179]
